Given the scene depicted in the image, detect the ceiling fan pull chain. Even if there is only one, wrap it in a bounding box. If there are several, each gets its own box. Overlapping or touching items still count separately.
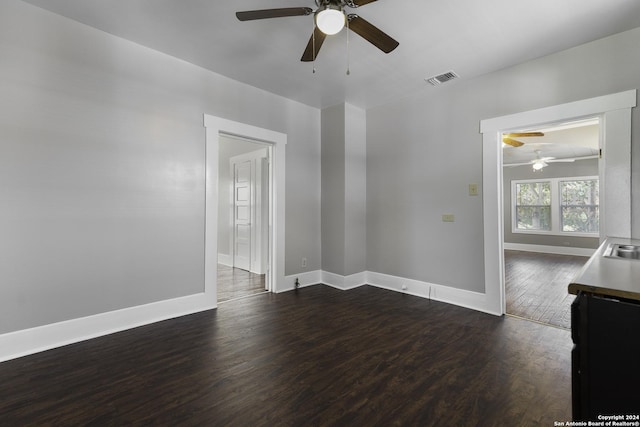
[346,16,350,75]
[312,21,317,73]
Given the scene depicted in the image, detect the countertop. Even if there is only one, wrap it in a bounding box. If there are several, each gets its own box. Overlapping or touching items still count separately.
[568,237,640,301]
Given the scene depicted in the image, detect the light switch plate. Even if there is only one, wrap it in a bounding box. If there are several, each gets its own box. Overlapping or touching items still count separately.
[469,184,478,196]
[442,214,455,222]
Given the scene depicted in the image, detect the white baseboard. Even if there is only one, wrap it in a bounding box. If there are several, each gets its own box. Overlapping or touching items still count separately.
[3,269,495,363]
[0,293,215,363]
[218,253,232,267]
[218,253,266,274]
[365,271,495,315]
[285,270,496,315]
[283,270,366,292]
[322,271,366,290]
[281,270,323,292]
[504,242,595,257]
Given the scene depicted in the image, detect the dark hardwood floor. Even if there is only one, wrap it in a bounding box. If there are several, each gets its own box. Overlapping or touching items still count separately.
[0,285,572,426]
[505,250,589,329]
[217,264,266,302]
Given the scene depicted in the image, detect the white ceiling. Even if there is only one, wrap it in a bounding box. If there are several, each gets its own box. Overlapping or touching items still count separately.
[20,0,640,110]
[503,122,600,166]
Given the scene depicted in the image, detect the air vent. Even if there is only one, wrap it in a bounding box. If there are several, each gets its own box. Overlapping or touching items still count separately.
[425,71,459,86]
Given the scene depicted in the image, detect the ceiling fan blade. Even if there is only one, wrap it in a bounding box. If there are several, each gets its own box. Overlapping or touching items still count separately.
[236,7,312,21]
[547,159,576,163]
[502,137,524,147]
[351,0,378,6]
[504,132,544,138]
[347,14,399,53]
[547,154,599,163]
[301,27,327,62]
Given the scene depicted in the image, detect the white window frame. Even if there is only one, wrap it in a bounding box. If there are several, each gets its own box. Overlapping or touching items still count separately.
[511,175,599,238]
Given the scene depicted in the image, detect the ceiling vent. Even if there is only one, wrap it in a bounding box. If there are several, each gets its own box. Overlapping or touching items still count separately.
[425,71,459,86]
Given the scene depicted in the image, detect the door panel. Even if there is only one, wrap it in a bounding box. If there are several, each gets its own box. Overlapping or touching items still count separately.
[236,187,249,202]
[236,206,249,221]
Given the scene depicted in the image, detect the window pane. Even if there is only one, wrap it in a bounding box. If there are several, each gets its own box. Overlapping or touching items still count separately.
[516,182,551,206]
[561,180,599,205]
[516,206,551,231]
[561,180,599,233]
[562,206,599,232]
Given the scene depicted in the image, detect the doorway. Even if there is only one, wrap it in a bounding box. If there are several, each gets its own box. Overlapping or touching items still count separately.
[479,90,635,316]
[217,136,270,302]
[203,114,287,309]
[502,119,599,328]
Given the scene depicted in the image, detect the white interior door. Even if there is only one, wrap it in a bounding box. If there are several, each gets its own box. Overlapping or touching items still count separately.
[233,160,252,271]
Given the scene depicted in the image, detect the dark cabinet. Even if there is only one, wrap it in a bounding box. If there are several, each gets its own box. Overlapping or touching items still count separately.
[571,291,640,420]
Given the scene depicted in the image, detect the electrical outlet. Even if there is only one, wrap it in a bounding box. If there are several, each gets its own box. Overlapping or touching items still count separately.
[442,214,455,222]
[469,183,478,196]
[301,257,307,268]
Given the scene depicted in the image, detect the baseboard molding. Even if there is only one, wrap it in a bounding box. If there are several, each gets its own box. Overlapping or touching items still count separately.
[3,269,496,363]
[365,271,496,315]
[0,293,216,363]
[285,270,496,315]
[321,271,367,290]
[504,242,596,257]
[283,270,366,292]
[219,254,266,274]
[217,253,232,267]
[281,270,323,292]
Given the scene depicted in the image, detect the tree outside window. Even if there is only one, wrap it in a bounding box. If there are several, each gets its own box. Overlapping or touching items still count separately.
[515,182,551,231]
[512,176,599,236]
[560,179,599,233]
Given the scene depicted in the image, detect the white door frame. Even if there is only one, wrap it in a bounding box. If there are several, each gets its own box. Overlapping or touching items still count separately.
[204,115,286,306]
[479,90,636,315]
[229,148,269,275]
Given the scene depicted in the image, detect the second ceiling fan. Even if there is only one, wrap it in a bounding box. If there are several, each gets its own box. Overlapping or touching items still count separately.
[502,132,544,147]
[236,0,399,62]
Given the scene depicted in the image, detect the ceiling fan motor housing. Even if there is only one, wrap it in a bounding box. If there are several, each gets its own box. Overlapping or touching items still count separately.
[316,0,347,8]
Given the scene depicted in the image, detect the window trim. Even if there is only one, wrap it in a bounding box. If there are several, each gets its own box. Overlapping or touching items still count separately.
[511,175,599,238]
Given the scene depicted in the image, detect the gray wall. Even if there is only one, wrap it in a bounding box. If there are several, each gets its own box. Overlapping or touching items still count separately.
[321,105,346,274]
[321,103,367,276]
[0,0,321,334]
[343,103,367,276]
[503,159,600,249]
[367,27,640,293]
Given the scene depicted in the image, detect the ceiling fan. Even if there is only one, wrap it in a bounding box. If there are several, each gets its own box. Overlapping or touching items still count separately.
[505,150,579,170]
[502,132,544,148]
[236,0,399,62]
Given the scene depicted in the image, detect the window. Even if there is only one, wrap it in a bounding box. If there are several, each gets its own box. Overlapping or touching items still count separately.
[514,182,551,231]
[560,179,599,233]
[511,176,599,236]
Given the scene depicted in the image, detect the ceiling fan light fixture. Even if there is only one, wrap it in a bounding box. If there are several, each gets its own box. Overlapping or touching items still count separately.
[316,6,345,35]
[532,160,547,171]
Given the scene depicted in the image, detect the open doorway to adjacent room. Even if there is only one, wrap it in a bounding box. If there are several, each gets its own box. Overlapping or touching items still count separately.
[501,118,600,328]
[217,135,271,302]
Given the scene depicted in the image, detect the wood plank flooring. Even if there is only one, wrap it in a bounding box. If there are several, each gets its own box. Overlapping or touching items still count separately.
[505,250,589,329]
[217,264,266,302]
[0,285,572,426]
